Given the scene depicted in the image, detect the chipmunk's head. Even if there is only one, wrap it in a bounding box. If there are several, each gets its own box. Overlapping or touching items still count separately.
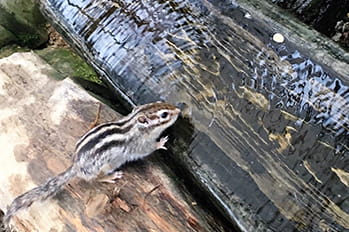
[133,102,181,136]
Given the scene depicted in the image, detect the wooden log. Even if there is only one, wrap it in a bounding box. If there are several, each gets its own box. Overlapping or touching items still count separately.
[269,0,348,36]
[0,52,218,232]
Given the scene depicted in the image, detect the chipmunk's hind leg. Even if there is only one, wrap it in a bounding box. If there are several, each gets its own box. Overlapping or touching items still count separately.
[98,170,123,184]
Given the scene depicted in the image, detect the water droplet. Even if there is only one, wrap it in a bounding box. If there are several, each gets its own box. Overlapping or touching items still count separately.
[244,13,252,19]
[273,33,285,43]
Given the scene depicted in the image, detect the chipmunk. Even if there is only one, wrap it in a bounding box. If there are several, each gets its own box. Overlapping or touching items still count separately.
[3,102,181,227]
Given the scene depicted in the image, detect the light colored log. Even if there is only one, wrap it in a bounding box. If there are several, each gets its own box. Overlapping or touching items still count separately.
[0,52,209,232]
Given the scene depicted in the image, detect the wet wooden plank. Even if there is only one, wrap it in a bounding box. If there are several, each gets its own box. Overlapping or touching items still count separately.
[0,52,216,232]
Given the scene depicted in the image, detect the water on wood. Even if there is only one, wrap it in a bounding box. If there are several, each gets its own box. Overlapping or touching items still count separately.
[39,0,349,231]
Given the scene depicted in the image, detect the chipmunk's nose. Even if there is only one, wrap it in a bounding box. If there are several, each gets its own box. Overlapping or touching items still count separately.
[174,108,181,115]
[175,102,187,111]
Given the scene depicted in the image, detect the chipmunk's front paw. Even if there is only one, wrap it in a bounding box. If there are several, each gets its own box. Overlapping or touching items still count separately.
[156,136,169,150]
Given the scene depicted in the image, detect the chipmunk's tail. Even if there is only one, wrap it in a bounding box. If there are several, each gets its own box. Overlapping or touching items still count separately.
[3,166,76,228]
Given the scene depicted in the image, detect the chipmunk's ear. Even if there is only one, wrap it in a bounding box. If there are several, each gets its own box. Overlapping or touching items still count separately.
[137,115,149,124]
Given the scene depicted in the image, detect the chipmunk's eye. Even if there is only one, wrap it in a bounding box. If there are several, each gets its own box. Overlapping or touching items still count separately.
[160,112,168,119]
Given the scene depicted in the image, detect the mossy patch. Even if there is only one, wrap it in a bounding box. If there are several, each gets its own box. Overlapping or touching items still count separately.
[36,47,101,84]
[0,44,30,59]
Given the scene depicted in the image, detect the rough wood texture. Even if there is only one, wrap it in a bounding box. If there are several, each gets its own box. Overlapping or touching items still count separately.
[0,52,214,232]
